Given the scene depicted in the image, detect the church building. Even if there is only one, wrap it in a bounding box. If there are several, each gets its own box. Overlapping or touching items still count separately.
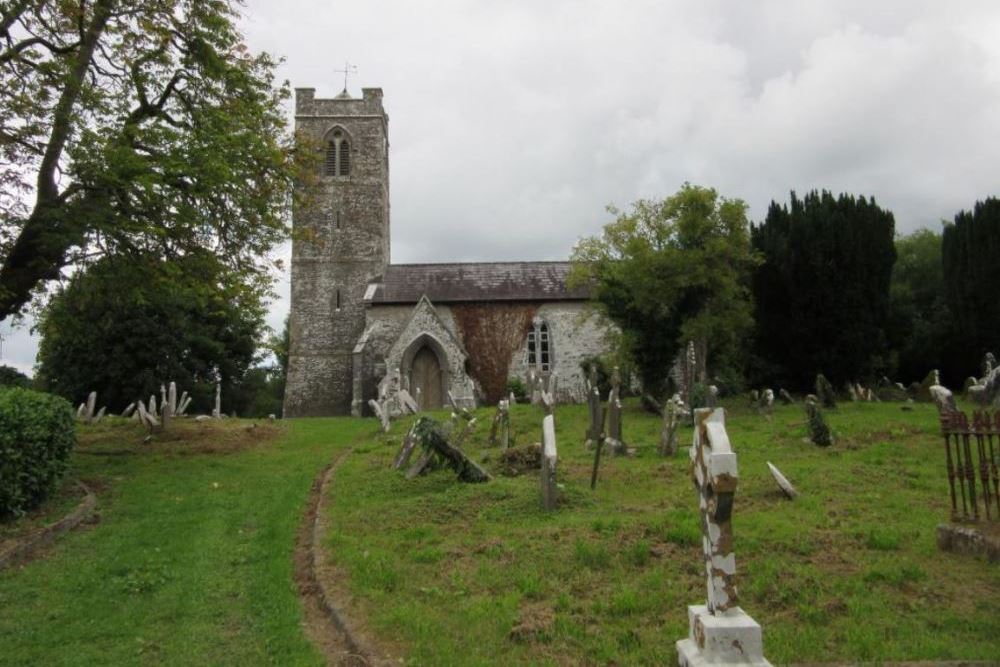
[283,87,610,417]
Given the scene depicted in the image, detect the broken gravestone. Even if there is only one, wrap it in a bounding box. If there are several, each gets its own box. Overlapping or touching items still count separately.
[766,461,797,499]
[406,417,491,483]
[393,422,419,470]
[677,408,771,667]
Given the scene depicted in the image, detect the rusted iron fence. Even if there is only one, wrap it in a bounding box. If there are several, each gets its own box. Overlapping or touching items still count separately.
[940,410,1000,521]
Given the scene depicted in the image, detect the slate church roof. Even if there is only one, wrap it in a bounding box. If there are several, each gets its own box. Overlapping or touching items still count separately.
[365,261,590,304]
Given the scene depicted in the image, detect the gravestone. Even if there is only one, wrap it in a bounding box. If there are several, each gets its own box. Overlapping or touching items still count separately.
[929,383,957,413]
[397,388,419,414]
[606,392,625,456]
[393,423,419,470]
[778,388,794,405]
[659,395,683,456]
[85,391,97,423]
[489,399,511,448]
[212,381,221,419]
[121,402,136,418]
[368,398,390,433]
[706,385,719,409]
[815,374,837,409]
[540,392,558,511]
[677,408,771,667]
[766,461,797,499]
[585,365,604,449]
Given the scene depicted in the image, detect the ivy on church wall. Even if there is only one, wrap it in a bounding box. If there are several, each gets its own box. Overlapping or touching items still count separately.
[451,303,538,403]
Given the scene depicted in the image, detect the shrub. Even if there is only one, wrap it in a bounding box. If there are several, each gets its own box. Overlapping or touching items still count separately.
[0,387,77,519]
[505,377,528,402]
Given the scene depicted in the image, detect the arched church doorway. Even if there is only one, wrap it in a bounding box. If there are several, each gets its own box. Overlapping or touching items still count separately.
[410,346,443,410]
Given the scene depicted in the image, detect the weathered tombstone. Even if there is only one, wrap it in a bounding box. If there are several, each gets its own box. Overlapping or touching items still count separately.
[212,382,221,419]
[706,385,719,409]
[805,397,833,447]
[766,461,797,499]
[93,407,106,424]
[846,383,859,402]
[178,394,191,416]
[407,417,491,483]
[749,389,759,406]
[585,383,604,450]
[393,423,419,470]
[917,369,939,402]
[161,393,173,431]
[160,384,167,413]
[761,389,774,417]
[659,395,682,456]
[76,403,86,420]
[137,399,160,429]
[929,383,957,413]
[815,374,837,409]
[397,388,419,414]
[508,391,516,404]
[368,398,390,433]
[540,392,558,511]
[778,388,794,405]
[605,391,625,456]
[121,402,136,418]
[489,400,510,447]
[85,391,97,423]
[149,394,158,417]
[168,382,177,415]
[677,408,771,667]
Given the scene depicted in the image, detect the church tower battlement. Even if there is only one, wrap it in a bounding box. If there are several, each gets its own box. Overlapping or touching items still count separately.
[284,87,390,416]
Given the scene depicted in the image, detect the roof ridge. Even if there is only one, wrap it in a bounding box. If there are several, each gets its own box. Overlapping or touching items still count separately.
[386,260,571,268]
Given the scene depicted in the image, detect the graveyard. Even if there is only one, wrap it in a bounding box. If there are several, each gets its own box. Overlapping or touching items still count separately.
[1,397,997,665]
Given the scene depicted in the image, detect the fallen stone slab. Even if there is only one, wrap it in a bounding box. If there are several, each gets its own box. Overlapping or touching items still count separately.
[766,461,798,499]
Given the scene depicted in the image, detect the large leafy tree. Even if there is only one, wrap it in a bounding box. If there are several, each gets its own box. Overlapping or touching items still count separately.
[571,184,759,397]
[751,191,896,389]
[886,229,950,384]
[35,250,265,413]
[942,197,1000,379]
[0,0,301,321]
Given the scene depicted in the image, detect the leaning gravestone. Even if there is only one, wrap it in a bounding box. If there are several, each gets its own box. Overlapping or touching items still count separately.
[815,374,837,409]
[778,388,794,405]
[368,398,391,433]
[677,408,771,667]
[766,462,797,500]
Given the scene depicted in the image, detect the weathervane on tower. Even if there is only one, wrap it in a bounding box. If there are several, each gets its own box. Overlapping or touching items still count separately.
[333,61,358,95]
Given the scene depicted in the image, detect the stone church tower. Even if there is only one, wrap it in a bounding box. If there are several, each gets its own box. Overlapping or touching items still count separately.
[284,87,390,416]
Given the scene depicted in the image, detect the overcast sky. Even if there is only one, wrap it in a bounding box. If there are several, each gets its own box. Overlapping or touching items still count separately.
[4,0,1000,374]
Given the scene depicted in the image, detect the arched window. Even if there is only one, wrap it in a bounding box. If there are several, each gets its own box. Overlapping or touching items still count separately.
[324,128,350,177]
[526,319,551,372]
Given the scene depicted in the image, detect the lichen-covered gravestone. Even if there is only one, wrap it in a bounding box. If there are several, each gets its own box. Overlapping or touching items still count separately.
[659,394,684,456]
[677,408,771,667]
[585,364,604,449]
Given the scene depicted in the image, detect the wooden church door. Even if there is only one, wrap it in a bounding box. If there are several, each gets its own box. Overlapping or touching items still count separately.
[411,347,443,410]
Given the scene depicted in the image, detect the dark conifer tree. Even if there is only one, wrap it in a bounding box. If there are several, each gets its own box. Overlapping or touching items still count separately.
[751,191,896,390]
[942,198,1000,379]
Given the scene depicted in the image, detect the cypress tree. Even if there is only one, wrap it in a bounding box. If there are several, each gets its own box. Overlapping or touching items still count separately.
[751,191,896,390]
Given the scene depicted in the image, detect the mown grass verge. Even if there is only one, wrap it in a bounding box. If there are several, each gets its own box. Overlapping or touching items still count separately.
[325,400,1000,665]
[0,416,370,666]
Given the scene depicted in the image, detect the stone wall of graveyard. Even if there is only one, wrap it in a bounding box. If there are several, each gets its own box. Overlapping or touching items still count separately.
[284,88,390,416]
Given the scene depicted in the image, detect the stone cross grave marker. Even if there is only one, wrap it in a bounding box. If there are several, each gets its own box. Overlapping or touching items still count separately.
[677,407,771,667]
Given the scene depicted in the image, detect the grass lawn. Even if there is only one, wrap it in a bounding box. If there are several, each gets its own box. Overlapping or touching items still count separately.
[325,400,1000,665]
[0,417,369,666]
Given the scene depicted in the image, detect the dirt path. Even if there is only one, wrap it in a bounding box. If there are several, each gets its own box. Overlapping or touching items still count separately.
[294,448,397,666]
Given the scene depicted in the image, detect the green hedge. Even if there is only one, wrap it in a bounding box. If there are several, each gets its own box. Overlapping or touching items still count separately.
[0,387,77,519]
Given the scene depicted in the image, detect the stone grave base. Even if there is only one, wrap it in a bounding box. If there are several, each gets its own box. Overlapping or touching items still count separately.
[936,522,1000,563]
[676,605,771,667]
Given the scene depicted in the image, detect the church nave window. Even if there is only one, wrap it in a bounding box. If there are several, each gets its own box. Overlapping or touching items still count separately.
[526,319,551,372]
